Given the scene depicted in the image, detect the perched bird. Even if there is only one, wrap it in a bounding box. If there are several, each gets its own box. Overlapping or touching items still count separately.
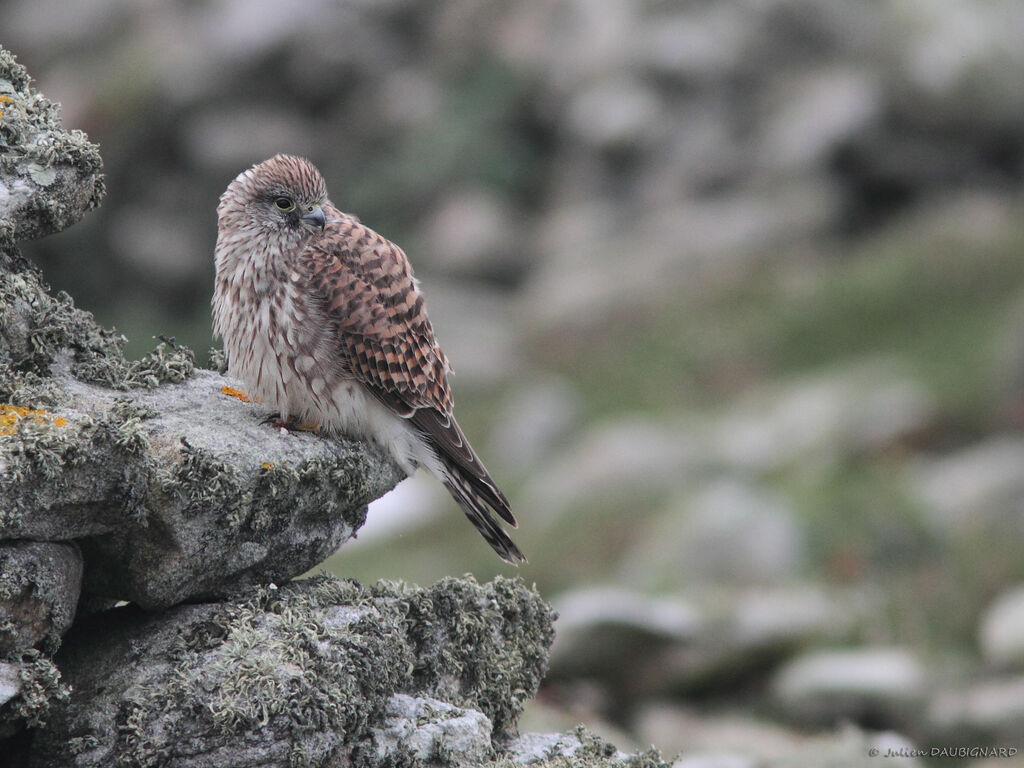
[212,154,524,563]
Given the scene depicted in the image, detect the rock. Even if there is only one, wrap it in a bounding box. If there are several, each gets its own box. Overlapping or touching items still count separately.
[672,756,755,768]
[0,184,403,611]
[548,587,702,699]
[552,588,703,656]
[648,585,865,697]
[713,366,936,472]
[521,417,703,522]
[928,674,1024,743]
[632,702,802,763]
[0,542,82,655]
[0,47,105,250]
[30,575,555,768]
[728,586,862,651]
[549,581,866,705]
[895,0,1024,112]
[499,726,664,767]
[909,437,1024,536]
[521,189,837,333]
[980,585,1024,669]
[371,694,492,765]
[0,650,68,736]
[566,76,664,150]
[420,187,521,279]
[633,5,747,80]
[757,67,882,174]
[502,730,587,763]
[619,479,805,586]
[635,703,921,767]
[0,662,20,707]
[0,364,404,610]
[486,376,580,473]
[771,647,926,727]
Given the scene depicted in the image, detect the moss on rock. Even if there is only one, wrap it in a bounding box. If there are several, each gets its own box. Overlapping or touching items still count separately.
[0,46,104,249]
[0,268,196,399]
[31,575,555,768]
[383,575,557,735]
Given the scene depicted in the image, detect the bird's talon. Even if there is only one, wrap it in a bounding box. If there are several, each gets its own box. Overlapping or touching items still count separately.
[266,414,322,434]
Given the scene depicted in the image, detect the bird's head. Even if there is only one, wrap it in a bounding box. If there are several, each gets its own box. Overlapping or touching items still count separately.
[218,154,329,238]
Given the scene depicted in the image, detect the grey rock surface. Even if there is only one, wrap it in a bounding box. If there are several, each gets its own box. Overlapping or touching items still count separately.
[501,731,588,764]
[30,575,555,768]
[979,585,1024,669]
[620,479,805,587]
[0,47,104,251]
[0,662,19,707]
[928,674,1024,743]
[371,693,493,765]
[0,541,82,655]
[771,647,926,728]
[0,347,405,609]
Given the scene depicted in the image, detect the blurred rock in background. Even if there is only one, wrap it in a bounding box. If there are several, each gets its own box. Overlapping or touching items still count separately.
[7,0,1024,762]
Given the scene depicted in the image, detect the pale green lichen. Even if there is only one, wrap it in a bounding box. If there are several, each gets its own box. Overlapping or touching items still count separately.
[5,649,69,728]
[386,575,556,735]
[158,439,243,521]
[158,439,375,533]
[208,346,228,373]
[0,268,195,401]
[0,46,105,248]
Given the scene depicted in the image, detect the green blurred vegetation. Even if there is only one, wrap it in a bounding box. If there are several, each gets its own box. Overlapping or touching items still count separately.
[538,201,1024,426]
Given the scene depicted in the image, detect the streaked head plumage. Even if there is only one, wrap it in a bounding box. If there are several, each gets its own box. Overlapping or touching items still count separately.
[218,154,329,234]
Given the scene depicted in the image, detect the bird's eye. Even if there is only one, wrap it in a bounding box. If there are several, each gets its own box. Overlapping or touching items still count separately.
[274,197,296,212]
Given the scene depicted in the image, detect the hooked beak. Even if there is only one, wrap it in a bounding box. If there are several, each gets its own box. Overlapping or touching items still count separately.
[301,205,326,230]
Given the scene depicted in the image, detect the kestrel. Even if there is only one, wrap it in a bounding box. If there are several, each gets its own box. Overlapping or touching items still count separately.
[212,155,524,563]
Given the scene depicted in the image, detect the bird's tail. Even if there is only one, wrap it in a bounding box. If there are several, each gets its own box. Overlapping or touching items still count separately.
[442,462,526,564]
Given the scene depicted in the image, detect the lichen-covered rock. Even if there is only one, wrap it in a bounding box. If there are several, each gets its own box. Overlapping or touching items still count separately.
[370,694,493,765]
[0,267,194,403]
[0,47,104,252]
[0,364,404,609]
[0,541,82,655]
[491,727,669,768]
[30,574,555,768]
[0,650,69,737]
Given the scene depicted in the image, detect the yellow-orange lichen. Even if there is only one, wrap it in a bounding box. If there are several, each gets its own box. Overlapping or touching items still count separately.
[220,385,251,403]
[0,404,68,436]
[260,462,275,470]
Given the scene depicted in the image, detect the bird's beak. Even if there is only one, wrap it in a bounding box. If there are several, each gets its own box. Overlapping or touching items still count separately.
[302,205,326,230]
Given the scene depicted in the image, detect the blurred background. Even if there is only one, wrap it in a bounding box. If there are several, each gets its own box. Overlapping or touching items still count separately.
[8,0,1024,762]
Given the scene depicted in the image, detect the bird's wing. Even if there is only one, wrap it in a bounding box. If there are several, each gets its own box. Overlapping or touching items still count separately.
[304,214,517,532]
[306,214,452,413]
